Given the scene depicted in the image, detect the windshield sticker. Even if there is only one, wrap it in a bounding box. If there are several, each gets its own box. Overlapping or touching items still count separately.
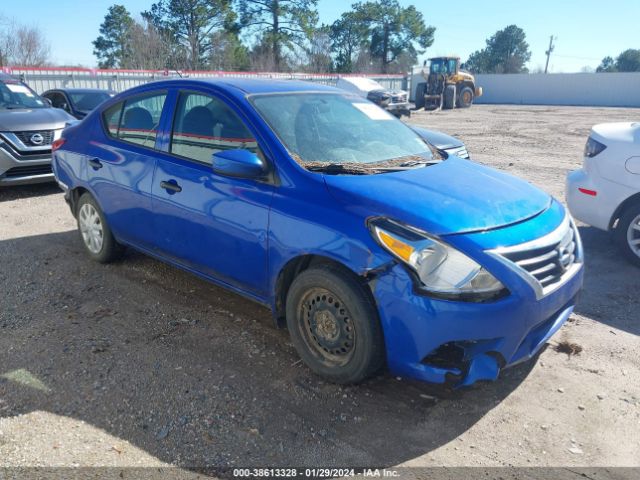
[353,102,393,120]
[6,84,34,97]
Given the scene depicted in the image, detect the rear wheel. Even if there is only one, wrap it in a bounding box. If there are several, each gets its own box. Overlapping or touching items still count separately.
[615,203,640,267]
[285,264,384,384]
[457,86,474,108]
[76,192,123,263]
[443,85,456,109]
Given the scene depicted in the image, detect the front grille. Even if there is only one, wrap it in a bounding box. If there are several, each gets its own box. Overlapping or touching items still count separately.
[391,93,408,103]
[492,216,581,298]
[444,145,470,159]
[14,130,55,146]
[3,164,52,178]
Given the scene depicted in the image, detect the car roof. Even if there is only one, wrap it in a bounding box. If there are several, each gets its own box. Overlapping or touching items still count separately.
[146,77,341,95]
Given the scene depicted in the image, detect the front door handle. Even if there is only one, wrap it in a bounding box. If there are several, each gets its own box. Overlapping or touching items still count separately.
[88,158,103,170]
[160,180,182,193]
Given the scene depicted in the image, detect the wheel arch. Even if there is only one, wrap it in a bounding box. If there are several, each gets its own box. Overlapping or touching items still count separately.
[273,254,376,329]
[609,192,640,230]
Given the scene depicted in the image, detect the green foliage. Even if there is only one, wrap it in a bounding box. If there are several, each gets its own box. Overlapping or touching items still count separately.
[465,25,531,74]
[614,49,640,72]
[143,0,236,70]
[330,11,367,73]
[596,56,617,73]
[348,0,434,73]
[597,49,640,73]
[237,0,319,71]
[92,4,135,69]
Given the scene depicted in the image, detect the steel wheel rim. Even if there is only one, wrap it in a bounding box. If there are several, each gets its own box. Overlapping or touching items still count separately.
[627,214,640,258]
[79,203,104,254]
[297,287,356,367]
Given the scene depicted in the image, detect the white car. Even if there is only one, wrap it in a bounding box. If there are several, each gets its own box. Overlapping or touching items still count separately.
[336,77,410,117]
[567,122,640,266]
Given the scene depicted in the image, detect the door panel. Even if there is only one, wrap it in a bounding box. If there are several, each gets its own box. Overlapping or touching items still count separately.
[84,91,168,249]
[151,90,273,297]
[152,155,273,296]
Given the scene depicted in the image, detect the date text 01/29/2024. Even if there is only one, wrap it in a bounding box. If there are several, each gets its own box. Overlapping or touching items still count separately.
[232,468,400,477]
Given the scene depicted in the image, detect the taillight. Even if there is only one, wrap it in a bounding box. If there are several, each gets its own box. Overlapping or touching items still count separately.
[52,138,66,152]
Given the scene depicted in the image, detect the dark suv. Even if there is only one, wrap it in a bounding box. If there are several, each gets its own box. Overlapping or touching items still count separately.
[0,73,75,186]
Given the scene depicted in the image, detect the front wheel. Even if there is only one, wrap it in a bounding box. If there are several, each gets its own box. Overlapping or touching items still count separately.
[76,192,123,263]
[615,203,640,267]
[457,86,474,108]
[285,264,385,384]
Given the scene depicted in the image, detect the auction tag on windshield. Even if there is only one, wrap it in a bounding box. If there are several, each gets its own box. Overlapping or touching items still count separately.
[353,102,393,120]
[6,84,34,97]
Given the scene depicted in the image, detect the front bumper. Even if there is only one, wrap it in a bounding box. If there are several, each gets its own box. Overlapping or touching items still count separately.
[0,140,54,186]
[372,206,584,387]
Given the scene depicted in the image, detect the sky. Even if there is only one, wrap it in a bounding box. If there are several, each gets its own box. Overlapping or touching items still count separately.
[1,0,638,72]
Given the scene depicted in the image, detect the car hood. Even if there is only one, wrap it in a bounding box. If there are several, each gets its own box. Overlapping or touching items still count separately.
[323,157,551,235]
[0,107,75,131]
[411,125,463,150]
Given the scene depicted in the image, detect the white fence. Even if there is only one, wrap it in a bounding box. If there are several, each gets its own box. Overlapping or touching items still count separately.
[1,66,407,94]
[473,72,640,108]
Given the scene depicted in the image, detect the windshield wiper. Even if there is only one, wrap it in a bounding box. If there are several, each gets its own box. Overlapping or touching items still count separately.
[305,163,372,175]
[397,159,442,168]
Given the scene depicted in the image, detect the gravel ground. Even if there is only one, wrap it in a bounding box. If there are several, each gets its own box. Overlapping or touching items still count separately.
[0,105,638,475]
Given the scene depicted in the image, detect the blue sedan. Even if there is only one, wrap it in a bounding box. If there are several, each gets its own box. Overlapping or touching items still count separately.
[52,79,583,387]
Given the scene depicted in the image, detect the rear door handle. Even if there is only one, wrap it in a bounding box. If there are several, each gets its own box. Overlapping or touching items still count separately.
[88,158,102,170]
[160,180,182,193]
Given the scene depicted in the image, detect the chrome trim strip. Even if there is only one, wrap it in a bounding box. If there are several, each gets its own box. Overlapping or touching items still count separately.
[487,214,583,300]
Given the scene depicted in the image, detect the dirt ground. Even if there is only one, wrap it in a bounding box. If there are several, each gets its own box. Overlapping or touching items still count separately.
[0,105,639,476]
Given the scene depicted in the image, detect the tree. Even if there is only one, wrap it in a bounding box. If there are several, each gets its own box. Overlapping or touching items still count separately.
[351,0,435,73]
[0,16,51,67]
[465,25,531,74]
[237,0,319,71]
[615,49,640,72]
[301,25,333,73]
[143,0,235,70]
[93,5,135,69]
[330,11,368,72]
[208,30,251,70]
[124,19,176,70]
[596,56,617,73]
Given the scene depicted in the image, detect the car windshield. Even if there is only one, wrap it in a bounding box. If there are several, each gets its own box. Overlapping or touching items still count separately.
[0,81,47,109]
[252,93,435,170]
[69,91,113,113]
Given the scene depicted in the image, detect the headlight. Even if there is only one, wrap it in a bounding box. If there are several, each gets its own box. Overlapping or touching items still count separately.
[370,219,507,301]
[584,137,606,158]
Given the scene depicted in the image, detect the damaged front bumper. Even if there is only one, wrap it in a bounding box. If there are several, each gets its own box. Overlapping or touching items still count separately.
[372,253,583,388]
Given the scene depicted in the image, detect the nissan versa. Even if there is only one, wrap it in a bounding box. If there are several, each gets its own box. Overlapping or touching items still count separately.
[52,79,584,387]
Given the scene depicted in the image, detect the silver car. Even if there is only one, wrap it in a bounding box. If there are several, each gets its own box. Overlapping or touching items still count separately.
[0,73,75,186]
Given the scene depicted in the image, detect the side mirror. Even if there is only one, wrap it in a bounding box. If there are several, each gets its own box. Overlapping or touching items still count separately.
[60,102,70,112]
[212,149,266,179]
[42,97,52,106]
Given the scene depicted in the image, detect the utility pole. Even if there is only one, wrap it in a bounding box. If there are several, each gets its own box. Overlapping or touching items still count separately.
[544,35,556,74]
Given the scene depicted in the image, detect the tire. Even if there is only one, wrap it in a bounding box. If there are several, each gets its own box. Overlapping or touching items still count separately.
[414,83,426,109]
[285,264,385,384]
[76,192,123,263]
[443,85,456,110]
[614,203,640,267]
[457,86,474,108]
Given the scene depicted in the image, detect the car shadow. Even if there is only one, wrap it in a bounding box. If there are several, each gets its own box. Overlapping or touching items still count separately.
[0,182,61,203]
[0,230,538,471]
[573,226,638,336]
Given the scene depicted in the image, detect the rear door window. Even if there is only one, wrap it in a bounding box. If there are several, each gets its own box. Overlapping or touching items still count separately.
[102,91,167,149]
[170,91,257,165]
